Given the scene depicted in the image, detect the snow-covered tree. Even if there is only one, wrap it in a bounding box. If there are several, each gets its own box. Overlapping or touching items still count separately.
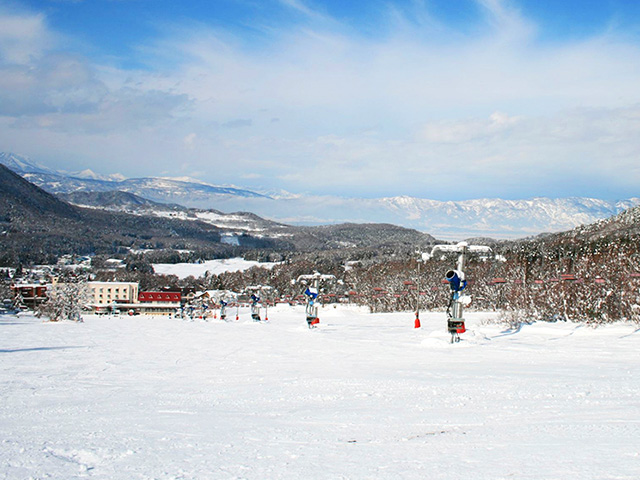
[12,288,26,310]
[38,282,90,322]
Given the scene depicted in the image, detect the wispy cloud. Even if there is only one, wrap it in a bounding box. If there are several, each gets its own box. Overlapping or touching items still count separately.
[0,10,53,64]
[1,1,639,199]
[476,0,536,41]
[277,0,329,21]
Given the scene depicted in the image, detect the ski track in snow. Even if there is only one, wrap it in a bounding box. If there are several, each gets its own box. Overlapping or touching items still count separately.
[1,307,639,480]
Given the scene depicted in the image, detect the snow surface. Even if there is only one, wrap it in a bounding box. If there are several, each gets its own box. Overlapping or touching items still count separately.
[1,307,639,479]
[152,258,278,279]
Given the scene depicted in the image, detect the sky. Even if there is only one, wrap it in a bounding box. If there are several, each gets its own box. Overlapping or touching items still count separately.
[1,0,640,201]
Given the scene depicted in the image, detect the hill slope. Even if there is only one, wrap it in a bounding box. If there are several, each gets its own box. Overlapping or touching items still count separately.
[0,163,79,221]
[567,204,640,241]
[0,164,238,265]
[0,166,438,265]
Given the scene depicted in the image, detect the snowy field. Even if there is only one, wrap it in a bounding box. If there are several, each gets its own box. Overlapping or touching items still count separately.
[152,258,278,279]
[1,306,639,480]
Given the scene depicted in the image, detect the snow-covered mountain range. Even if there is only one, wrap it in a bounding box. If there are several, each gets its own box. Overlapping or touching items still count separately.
[376,195,639,239]
[2,152,638,240]
[0,152,124,181]
[0,153,268,202]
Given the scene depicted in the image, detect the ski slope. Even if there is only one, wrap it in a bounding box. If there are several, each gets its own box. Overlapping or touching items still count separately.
[152,258,278,279]
[1,306,639,479]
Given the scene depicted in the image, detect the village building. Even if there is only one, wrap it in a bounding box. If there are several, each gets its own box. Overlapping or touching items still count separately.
[137,291,181,316]
[87,281,139,306]
[85,281,139,315]
[11,283,50,308]
[86,282,181,316]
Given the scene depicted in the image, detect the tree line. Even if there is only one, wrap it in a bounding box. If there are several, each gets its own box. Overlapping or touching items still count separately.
[4,233,640,325]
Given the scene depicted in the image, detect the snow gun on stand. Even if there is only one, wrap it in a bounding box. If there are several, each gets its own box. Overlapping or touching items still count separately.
[219,299,228,320]
[428,242,492,343]
[248,292,261,321]
[246,285,273,322]
[295,273,336,329]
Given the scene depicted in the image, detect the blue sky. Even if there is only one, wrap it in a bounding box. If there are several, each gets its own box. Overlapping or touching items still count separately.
[1,0,640,201]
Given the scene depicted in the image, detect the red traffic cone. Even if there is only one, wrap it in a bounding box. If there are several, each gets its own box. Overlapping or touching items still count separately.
[414,313,421,329]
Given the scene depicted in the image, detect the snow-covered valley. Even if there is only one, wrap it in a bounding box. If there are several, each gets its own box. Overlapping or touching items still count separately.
[1,307,638,479]
[152,258,280,280]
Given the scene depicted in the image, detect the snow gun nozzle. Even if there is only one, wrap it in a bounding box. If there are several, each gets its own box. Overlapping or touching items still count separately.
[445,270,457,282]
[445,269,466,292]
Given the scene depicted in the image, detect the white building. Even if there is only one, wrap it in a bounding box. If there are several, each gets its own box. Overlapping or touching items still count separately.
[87,281,139,306]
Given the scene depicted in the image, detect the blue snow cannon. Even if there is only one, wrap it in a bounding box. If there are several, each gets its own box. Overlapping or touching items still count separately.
[445,269,467,292]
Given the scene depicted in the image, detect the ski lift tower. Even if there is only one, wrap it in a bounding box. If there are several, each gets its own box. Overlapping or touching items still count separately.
[295,273,336,328]
[429,242,492,343]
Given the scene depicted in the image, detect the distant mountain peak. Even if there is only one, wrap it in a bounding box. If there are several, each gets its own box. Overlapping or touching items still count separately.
[0,152,57,175]
[70,169,128,182]
[0,152,128,182]
[161,175,211,185]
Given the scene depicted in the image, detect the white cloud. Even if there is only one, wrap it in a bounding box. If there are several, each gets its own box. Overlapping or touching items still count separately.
[277,0,329,21]
[0,10,53,64]
[475,0,536,42]
[183,132,197,149]
[419,112,521,143]
[2,2,640,199]
[0,10,191,134]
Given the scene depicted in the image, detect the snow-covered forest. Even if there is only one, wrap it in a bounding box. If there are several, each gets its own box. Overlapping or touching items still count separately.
[126,235,640,325]
[6,227,639,326]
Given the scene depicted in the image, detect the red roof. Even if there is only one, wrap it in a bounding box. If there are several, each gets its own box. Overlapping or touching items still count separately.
[138,291,181,303]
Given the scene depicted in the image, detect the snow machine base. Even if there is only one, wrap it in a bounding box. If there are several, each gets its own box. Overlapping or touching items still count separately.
[448,319,465,343]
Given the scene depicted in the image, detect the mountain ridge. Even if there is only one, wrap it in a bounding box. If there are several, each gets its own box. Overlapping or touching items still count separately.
[0,165,437,265]
[3,151,638,239]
